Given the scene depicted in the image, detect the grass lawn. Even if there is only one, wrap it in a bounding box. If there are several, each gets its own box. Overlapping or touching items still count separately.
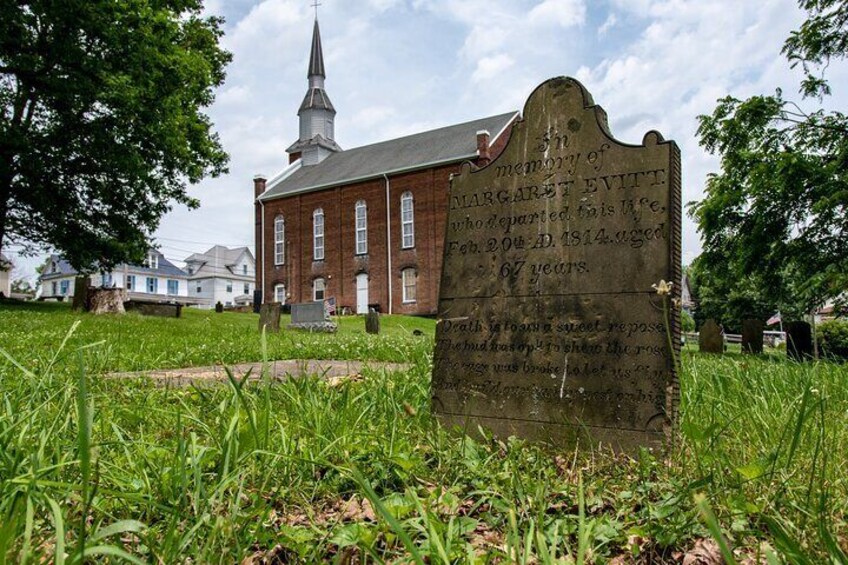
[0,301,846,563]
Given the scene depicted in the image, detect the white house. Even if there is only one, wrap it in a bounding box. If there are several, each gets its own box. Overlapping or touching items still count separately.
[39,250,196,303]
[184,246,255,308]
[0,253,11,297]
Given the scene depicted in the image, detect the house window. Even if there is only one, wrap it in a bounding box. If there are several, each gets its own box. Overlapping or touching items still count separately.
[226,282,233,293]
[244,283,250,294]
[126,275,136,291]
[274,284,286,304]
[274,215,285,265]
[60,280,70,295]
[52,281,57,295]
[313,208,325,260]
[402,268,417,303]
[187,265,194,275]
[313,277,325,301]
[355,200,367,255]
[146,277,158,293]
[167,280,179,295]
[242,264,248,275]
[147,252,159,270]
[102,272,113,287]
[401,191,415,248]
[196,284,202,293]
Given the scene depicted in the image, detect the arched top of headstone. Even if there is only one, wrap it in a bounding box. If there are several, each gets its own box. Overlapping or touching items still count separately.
[458,76,676,180]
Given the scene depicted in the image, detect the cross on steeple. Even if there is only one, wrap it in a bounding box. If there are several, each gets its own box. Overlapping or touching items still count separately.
[311,0,321,19]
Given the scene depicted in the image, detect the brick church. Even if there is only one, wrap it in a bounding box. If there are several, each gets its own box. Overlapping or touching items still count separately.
[254,16,518,315]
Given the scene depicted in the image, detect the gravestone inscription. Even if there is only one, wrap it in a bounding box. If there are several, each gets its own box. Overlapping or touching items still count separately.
[699,319,724,354]
[432,77,681,451]
[741,319,764,354]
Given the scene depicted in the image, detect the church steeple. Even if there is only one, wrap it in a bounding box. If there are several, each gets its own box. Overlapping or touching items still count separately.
[286,14,341,166]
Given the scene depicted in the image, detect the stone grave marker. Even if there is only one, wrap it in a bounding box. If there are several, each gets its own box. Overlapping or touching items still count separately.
[365,311,380,334]
[741,319,764,354]
[215,301,224,313]
[432,77,681,451]
[699,319,724,353]
[258,303,281,333]
[787,321,813,361]
[289,302,337,333]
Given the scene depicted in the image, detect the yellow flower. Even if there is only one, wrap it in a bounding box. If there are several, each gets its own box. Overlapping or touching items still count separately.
[652,280,673,296]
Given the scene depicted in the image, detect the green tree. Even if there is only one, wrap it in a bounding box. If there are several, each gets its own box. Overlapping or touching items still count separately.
[0,1,231,271]
[690,0,848,318]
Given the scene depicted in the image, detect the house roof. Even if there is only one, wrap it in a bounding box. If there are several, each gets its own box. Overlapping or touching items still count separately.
[184,246,253,280]
[40,252,187,280]
[260,111,519,201]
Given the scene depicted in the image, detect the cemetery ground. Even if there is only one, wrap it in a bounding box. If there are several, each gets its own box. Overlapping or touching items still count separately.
[0,302,846,563]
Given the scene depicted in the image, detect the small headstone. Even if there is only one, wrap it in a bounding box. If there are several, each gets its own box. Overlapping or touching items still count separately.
[215,301,224,313]
[699,319,724,353]
[258,303,281,333]
[787,321,813,361]
[365,311,380,334]
[289,302,337,333]
[741,319,764,354]
[432,77,682,452]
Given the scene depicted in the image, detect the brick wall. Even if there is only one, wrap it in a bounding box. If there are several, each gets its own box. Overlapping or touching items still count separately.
[256,120,516,315]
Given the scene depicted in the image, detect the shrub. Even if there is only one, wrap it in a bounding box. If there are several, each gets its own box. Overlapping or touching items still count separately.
[682,310,696,332]
[818,319,848,360]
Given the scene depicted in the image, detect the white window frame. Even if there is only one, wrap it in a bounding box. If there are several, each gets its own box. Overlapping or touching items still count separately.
[167,279,179,295]
[401,191,415,249]
[274,283,286,304]
[146,277,157,294]
[126,275,136,291]
[313,277,325,302]
[244,283,250,295]
[274,215,285,265]
[355,200,368,255]
[147,252,159,270]
[313,208,325,260]
[402,268,417,303]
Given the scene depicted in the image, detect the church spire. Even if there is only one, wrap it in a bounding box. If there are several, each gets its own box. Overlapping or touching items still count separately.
[286,10,341,166]
[308,18,325,82]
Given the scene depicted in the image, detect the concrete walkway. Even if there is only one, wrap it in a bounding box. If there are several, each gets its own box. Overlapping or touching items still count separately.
[107,359,412,386]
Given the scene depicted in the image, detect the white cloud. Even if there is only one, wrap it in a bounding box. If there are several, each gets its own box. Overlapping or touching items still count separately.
[472,54,515,83]
[528,0,586,28]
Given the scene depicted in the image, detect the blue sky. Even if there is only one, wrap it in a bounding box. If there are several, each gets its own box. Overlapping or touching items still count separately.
[8,0,846,280]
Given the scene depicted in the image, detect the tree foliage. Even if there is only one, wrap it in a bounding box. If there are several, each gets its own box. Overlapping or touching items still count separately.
[690,0,848,317]
[0,1,231,272]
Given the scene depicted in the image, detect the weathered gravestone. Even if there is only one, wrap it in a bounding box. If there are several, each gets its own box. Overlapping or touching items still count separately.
[365,311,380,334]
[741,319,764,354]
[289,302,337,333]
[699,319,724,354]
[124,300,181,318]
[432,77,681,451]
[258,303,281,333]
[215,301,224,313]
[787,321,813,361]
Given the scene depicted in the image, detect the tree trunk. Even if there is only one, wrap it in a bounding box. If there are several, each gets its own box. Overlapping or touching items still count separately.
[72,276,90,311]
[87,288,126,315]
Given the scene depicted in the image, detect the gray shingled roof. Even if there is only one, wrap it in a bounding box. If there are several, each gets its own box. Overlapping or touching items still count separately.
[308,19,325,78]
[260,111,518,201]
[40,252,187,279]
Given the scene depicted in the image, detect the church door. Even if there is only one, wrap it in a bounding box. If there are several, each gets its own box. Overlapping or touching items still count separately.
[356,273,369,314]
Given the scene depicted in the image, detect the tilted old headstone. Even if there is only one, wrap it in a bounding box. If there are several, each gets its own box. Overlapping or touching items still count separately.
[786,321,813,361]
[365,310,380,334]
[432,77,681,451]
[258,303,281,333]
[741,319,764,354]
[699,319,724,354]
